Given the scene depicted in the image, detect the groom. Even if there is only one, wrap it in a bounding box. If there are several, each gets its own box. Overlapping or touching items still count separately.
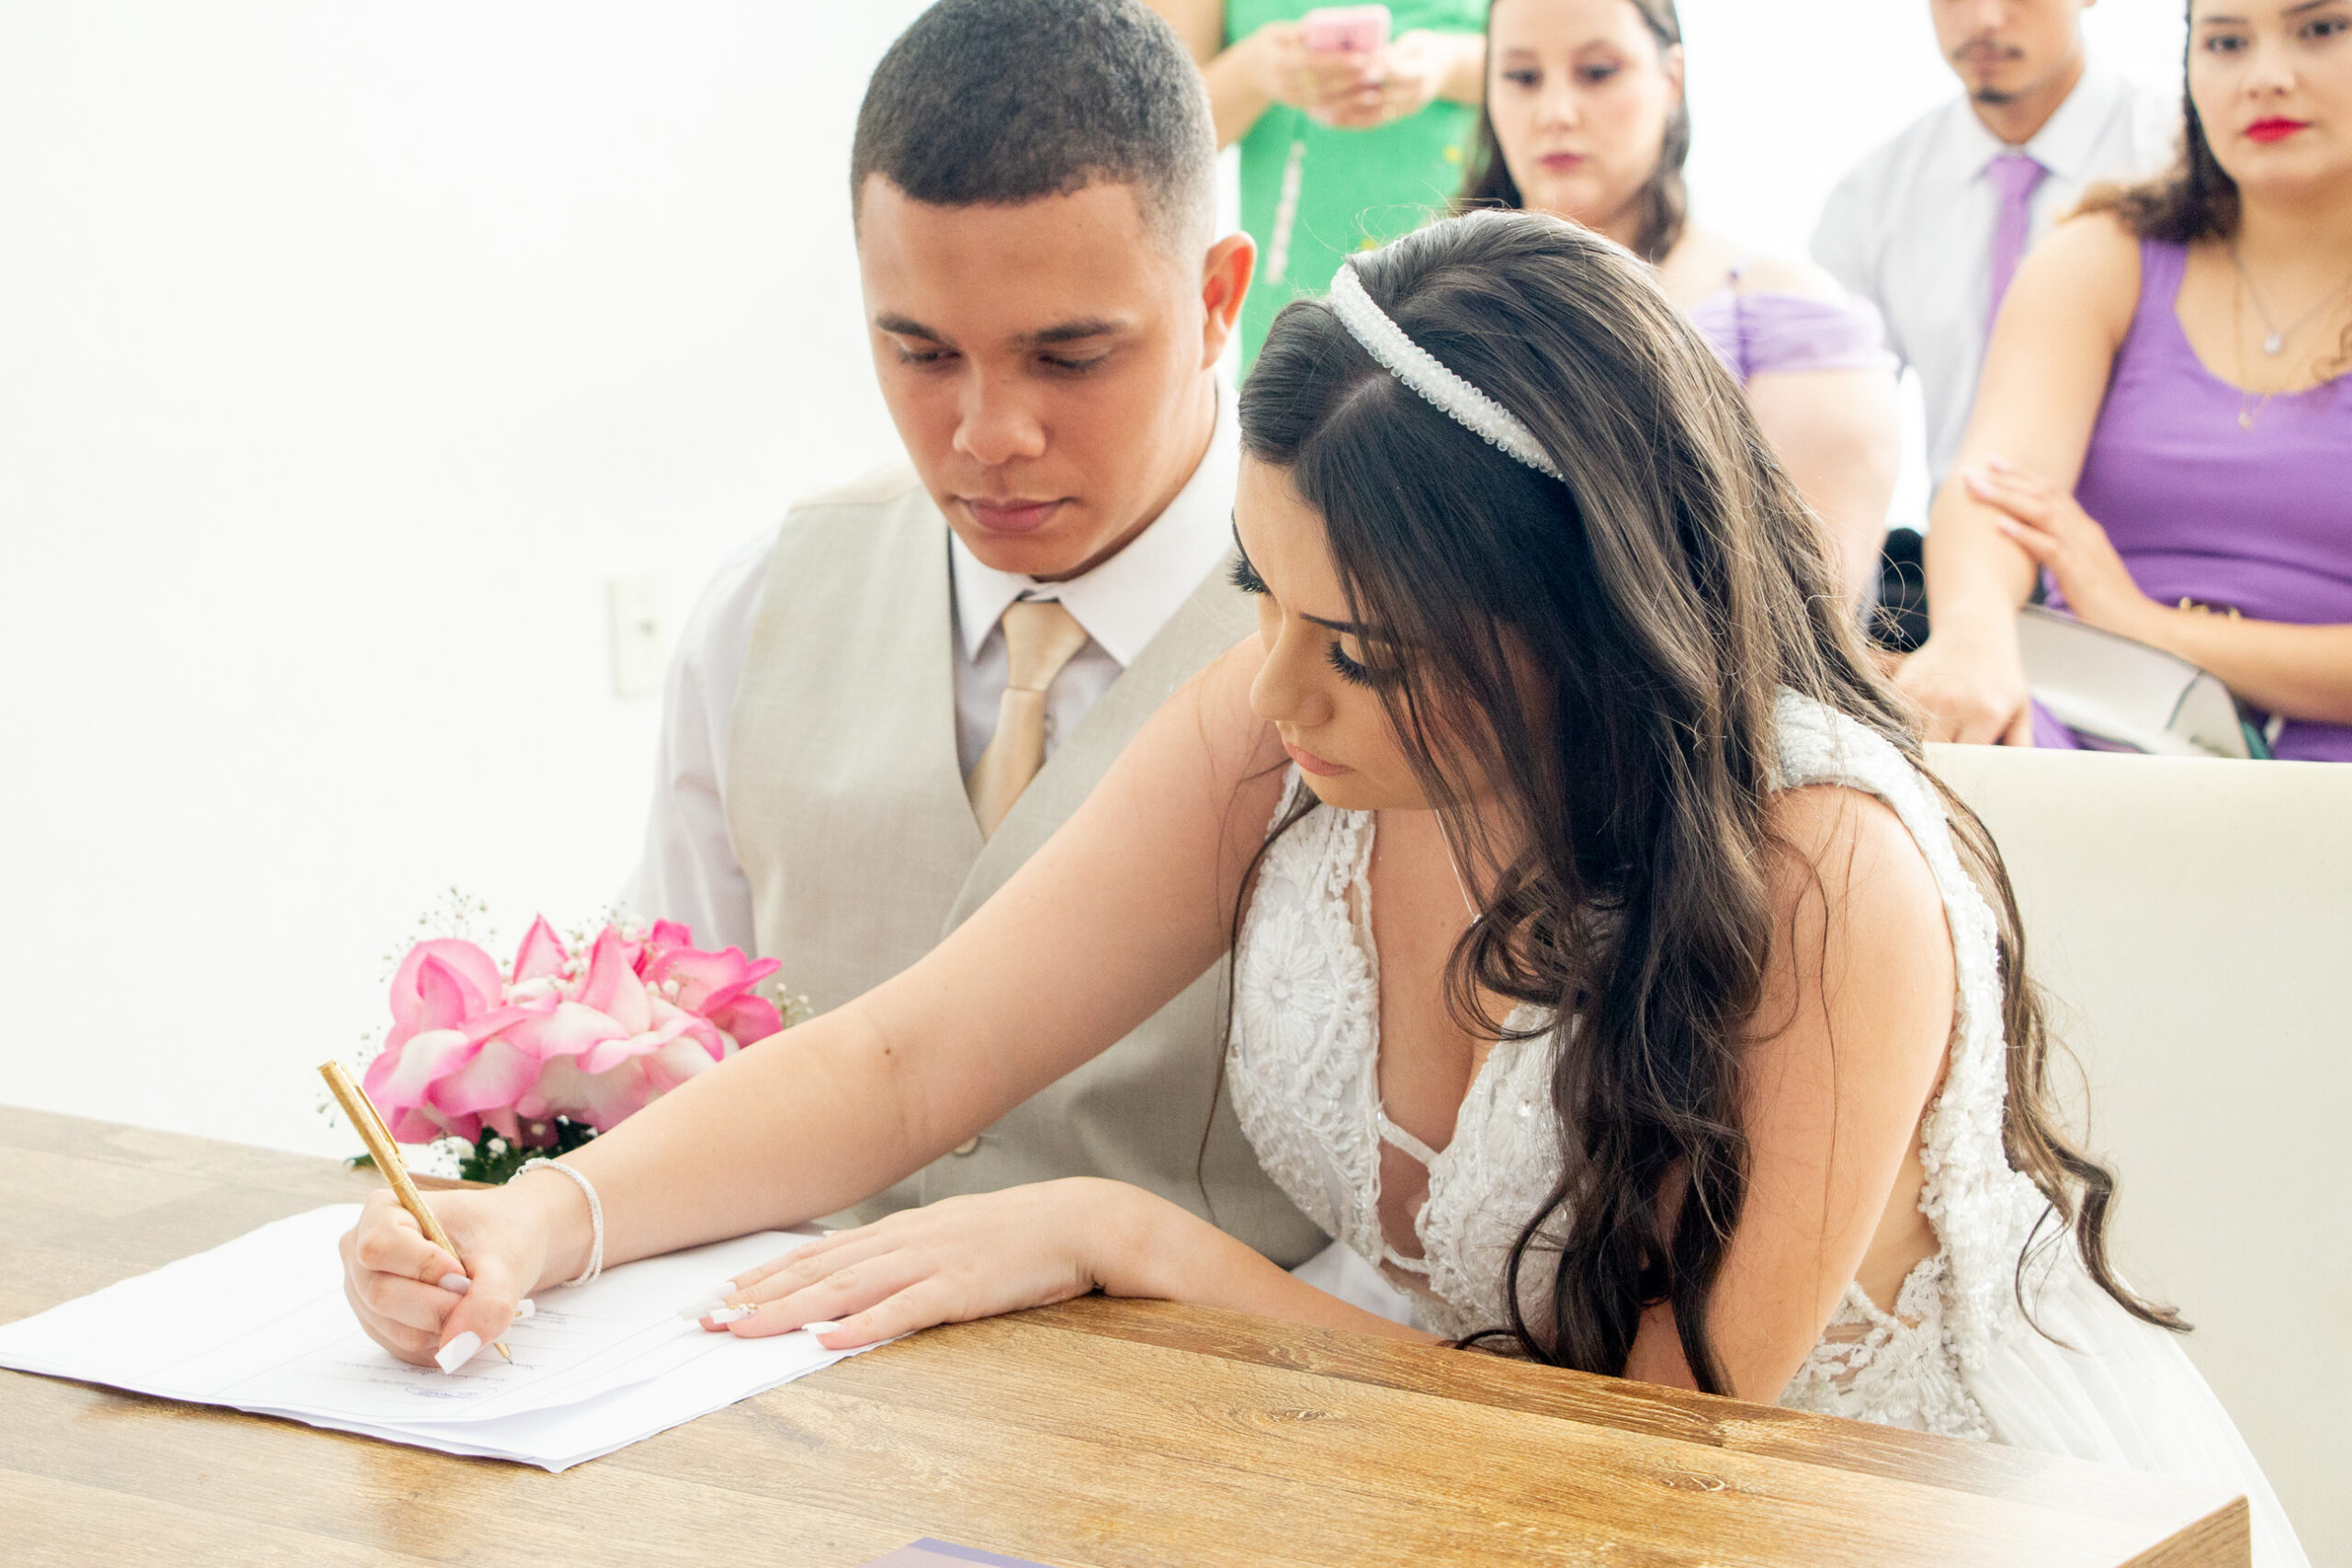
[628,0,1326,1267]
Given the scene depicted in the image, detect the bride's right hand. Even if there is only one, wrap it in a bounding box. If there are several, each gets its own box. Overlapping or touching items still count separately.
[337,1174,582,1368]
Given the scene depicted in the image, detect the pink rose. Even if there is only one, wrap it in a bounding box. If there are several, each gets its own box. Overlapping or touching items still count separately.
[364,938,547,1144]
[635,919,786,1046]
[362,916,786,1145]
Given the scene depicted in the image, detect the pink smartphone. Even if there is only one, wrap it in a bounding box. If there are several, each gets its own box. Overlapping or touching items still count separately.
[1299,4,1390,54]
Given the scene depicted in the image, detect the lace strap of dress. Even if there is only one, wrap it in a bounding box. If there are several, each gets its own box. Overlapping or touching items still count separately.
[1376,1110,1442,1166]
[1769,692,2046,1369]
[1273,763,1314,823]
[1368,1108,1442,1281]
[1265,765,1379,905]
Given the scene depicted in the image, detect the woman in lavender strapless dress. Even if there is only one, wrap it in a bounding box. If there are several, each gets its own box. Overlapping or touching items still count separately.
[1898,0,2352,761]
[1453,0,1899,606]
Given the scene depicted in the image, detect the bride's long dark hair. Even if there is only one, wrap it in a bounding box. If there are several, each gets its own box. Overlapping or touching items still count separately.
[1238,211,2178,1391]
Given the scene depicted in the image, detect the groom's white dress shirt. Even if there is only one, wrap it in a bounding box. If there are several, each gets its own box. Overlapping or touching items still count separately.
[1812,59,2172,489]
[626,385,1239,960]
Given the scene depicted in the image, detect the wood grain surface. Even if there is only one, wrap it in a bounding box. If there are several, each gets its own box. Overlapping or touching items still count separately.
[0,1106,2247,1567]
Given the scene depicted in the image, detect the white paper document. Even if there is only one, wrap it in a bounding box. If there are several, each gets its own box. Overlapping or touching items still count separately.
[0,1204,868,1470]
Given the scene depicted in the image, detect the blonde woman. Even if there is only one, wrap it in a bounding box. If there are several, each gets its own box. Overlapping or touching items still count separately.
[1460,0,1901,606]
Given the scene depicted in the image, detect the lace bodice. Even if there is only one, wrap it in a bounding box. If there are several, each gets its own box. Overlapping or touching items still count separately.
[1227,692,2055,1438]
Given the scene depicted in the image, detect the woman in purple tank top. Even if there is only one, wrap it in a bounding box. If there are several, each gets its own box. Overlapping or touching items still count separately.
[1455,0,1900,606]
[1899,0,2352,762]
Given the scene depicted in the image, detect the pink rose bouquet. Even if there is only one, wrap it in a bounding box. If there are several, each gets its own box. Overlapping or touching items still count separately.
[357,915,796,1182]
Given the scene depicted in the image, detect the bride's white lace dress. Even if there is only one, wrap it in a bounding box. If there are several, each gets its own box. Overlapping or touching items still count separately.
[1231,693,2306,1565]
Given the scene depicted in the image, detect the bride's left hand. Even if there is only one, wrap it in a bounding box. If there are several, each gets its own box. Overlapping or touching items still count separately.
[1964,457,2160,641]
[692,1179,1154,1349]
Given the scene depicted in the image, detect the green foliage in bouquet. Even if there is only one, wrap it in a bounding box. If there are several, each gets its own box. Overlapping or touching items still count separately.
[456,1119,600,1184]
[346,1119,598,1184]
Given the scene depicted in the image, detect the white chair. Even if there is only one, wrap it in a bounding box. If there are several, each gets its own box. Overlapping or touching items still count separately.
[1927,743,2350,1562]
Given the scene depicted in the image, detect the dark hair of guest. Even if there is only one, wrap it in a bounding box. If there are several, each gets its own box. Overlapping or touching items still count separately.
[1454,0,1690,265]
[1236,211,2182,1391]
[850,0,1216,250]
[2077,4,2236,243]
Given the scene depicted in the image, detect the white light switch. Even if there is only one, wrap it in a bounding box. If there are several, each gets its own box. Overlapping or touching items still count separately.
[606,574,667,699]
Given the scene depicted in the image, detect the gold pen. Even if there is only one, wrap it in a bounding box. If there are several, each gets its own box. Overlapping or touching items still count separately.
[318,1060,514,1363]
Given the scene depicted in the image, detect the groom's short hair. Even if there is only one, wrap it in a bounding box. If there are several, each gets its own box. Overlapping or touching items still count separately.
[851,0,1217,254]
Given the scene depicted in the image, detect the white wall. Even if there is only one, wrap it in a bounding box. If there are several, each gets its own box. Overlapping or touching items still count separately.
[3,1,2182,1159]
[0,0,933,1156]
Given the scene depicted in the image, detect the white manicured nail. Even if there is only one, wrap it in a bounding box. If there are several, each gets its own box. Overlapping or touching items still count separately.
[802,1320,842,1335]
[434,1331,481,1373]
[676,1297,730,1321]
[437,1273,471,1293]
[513,1298,536,1322]
[707,1305,755,1325]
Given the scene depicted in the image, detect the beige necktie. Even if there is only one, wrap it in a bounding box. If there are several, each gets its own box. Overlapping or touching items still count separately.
[966,598,1091,838]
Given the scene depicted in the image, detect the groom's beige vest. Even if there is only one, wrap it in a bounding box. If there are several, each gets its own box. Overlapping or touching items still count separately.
[724,460,1325,1267]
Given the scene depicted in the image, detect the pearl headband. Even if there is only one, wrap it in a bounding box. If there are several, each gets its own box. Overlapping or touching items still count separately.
[1325,260,1565,483]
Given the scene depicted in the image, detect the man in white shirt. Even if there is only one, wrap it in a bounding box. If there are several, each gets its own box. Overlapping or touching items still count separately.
[621,0,1331,1273]
[1813,0,2174,491]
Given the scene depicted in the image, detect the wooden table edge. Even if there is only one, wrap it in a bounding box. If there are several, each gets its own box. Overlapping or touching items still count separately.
[0,1106,2254,1567]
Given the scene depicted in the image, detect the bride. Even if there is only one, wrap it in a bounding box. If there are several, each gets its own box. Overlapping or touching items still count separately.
[341,212,2302,1562]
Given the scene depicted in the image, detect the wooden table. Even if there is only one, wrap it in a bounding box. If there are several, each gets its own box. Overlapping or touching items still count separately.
[0,1107,2246,1567]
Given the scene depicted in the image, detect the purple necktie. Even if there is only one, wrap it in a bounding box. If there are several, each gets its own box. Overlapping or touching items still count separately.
[1985,152,2051,338]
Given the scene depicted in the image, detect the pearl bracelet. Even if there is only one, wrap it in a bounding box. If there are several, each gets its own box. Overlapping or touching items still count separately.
[518,1158,604,1287]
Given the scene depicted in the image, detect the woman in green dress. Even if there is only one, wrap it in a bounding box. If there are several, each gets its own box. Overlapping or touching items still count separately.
[1151,1,1488,372]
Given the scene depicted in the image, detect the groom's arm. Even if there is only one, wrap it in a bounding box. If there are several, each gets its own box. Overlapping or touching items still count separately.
[621,528,774,955]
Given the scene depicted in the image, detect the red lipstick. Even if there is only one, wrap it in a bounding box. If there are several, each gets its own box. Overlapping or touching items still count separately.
[2245,118,2310,144]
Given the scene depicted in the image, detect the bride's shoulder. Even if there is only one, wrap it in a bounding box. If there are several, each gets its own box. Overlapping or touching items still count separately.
[1750,779,1956,1090]
[1121,635,1290,821]
[1762,781,1949,962]
[1188,637,1283,769]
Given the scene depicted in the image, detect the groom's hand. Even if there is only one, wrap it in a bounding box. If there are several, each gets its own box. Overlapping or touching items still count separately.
[695,1179,1153,1349]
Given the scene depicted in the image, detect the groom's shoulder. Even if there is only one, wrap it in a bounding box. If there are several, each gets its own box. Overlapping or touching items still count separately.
[763,459,940,570]
[783,457,930,522]
[739,457,944,611]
